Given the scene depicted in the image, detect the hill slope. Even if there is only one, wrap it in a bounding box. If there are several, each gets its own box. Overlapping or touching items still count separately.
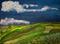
[0,23,60,44]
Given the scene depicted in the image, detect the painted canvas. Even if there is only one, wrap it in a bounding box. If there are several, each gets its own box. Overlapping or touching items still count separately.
[0,0,60,44]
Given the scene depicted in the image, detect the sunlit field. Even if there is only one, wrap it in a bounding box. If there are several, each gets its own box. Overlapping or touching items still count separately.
[0,23,60,44]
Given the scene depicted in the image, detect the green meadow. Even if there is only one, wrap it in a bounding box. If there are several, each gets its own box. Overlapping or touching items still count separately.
[0,23,60,44]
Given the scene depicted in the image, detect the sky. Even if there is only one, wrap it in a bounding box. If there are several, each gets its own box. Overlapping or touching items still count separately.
[0,0,60,23]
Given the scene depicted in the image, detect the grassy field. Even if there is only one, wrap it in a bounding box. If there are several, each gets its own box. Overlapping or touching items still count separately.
[0,23,60,44]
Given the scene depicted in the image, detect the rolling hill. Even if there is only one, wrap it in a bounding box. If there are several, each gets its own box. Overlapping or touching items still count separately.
[0,23,60,44]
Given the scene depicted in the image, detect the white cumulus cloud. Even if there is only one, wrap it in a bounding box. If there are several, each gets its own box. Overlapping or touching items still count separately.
[40,6,58,11]
[23,4,38,8]
[40,6,50,11]
[23,6,58,12]
[0,18,30,25]
[1,1,58,13]
[1,1,25,13]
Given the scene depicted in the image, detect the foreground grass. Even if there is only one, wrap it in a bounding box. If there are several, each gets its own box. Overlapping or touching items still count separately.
[0,23,60,44]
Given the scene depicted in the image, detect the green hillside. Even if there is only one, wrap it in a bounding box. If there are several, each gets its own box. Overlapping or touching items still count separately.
[0,23,60,44]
